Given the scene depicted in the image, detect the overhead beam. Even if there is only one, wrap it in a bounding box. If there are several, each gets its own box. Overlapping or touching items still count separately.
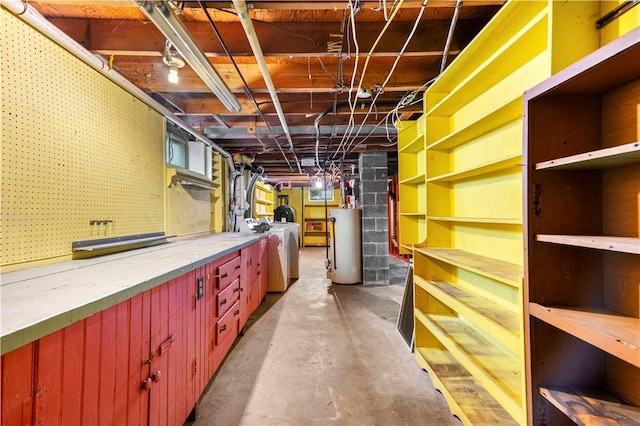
[204,124,396,138]
[188,1,505,10]
[48,18,486,57]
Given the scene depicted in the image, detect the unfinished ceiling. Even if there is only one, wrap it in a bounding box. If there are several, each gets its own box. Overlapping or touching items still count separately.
[30,0,504,185]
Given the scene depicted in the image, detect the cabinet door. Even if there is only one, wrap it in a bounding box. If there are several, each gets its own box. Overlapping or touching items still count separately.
[1,343,35,426]
[148,272,195,426]
[1,293,153,426]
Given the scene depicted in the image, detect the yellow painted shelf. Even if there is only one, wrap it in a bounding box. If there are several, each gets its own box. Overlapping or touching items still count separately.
[398,116,426,255]
[427,8,548,117]
[405,1,613,423]
[415,276,520,354]
[426,154,522,183]
[254,181,274,219]
[399,134,424,154]
[415,309,523,422]
[426,98,522,152]
[530,303,640,368]
[414,247,522,288]
[399,173,425,185]
[414,347,519,426]
[428,216,522,225]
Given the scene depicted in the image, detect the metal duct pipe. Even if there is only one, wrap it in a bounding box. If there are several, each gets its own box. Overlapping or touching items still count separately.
[231,0,302,174]
[245,166,265,218]
[1,0,235,174]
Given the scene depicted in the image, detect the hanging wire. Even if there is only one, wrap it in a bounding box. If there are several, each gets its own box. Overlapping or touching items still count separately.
[335,0,405,156]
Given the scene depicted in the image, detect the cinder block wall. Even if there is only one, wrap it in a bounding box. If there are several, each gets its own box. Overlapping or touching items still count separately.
[358,152,389,285]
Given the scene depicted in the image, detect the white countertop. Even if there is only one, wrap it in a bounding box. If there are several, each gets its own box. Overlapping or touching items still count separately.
[1,232,267,355]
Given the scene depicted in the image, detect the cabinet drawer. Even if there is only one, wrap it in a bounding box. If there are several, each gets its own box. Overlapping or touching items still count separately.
[216,279,240,317]
[215,301,240,345]
[216,256,241,290]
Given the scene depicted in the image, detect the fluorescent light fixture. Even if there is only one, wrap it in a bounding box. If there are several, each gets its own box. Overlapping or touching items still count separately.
[137,1,241,112]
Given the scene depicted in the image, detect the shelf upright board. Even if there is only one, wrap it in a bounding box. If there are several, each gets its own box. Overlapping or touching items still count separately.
[524,26,640,426]
[397,117,426,254]
[409,1,605,424]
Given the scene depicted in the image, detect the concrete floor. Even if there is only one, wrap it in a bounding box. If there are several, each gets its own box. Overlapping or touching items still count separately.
[192,248,459,426]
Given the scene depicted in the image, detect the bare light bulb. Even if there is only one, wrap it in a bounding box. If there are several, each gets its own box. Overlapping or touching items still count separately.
[314,180,323,189]
[168,66,179,84]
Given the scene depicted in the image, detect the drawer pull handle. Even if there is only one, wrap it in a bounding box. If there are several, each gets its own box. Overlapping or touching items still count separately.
[220,272,228,279]
[234,309,240,316]
[220,298,227,305]
[233,287,240,293]
[219,325,227,333]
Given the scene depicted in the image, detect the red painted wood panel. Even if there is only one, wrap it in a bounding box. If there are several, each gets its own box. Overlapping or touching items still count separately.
[59,321,84,425]
[1,343,35,426]
[260,239,269,301]
[240,247,251,330]
[167,277,180,425]
[82,313,101,425]
[149,284,167,426]
[195,265,208,397]
[98,305,117,425]
[183,271,196,415]
[207,260,218,378]
[113,299,130,425]
[0,247,257,426]
[128,292,150,426]
[34,331,63,425]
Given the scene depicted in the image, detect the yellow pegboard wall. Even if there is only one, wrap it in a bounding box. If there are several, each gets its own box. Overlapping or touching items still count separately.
[1,10,165,268]
[166,184,212,237]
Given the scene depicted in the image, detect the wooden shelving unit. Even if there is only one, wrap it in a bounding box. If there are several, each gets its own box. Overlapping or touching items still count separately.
[409,1,604,424]
[302,188,339,247]
[254,181,275,220]
[397,117,426,254]
[524,27,640,426]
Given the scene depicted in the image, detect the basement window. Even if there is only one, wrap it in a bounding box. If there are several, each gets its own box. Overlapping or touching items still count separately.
[167,132,187,169]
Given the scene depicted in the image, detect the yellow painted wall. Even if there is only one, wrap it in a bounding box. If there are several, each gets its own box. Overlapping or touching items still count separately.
[0,9,220,270]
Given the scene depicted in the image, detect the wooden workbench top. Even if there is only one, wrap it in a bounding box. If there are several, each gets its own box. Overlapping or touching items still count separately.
[1,232,267,355]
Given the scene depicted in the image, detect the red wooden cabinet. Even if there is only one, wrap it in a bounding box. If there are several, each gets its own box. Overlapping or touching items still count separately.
[1,239,268,426]
[1,293,151,426]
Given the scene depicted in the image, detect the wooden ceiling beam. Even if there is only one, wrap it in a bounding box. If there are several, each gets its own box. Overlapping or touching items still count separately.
[187,1,504,10]
[48,18,486,57]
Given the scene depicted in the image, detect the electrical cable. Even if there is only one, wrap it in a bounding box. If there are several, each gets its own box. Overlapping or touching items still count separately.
[340,0,425,156]
[335,0,404,158]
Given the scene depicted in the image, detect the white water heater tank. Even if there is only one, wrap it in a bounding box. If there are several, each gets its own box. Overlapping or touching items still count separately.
[327,208,362,284]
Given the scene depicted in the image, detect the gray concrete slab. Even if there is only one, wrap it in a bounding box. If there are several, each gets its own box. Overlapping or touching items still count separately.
[192,248,459,426]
